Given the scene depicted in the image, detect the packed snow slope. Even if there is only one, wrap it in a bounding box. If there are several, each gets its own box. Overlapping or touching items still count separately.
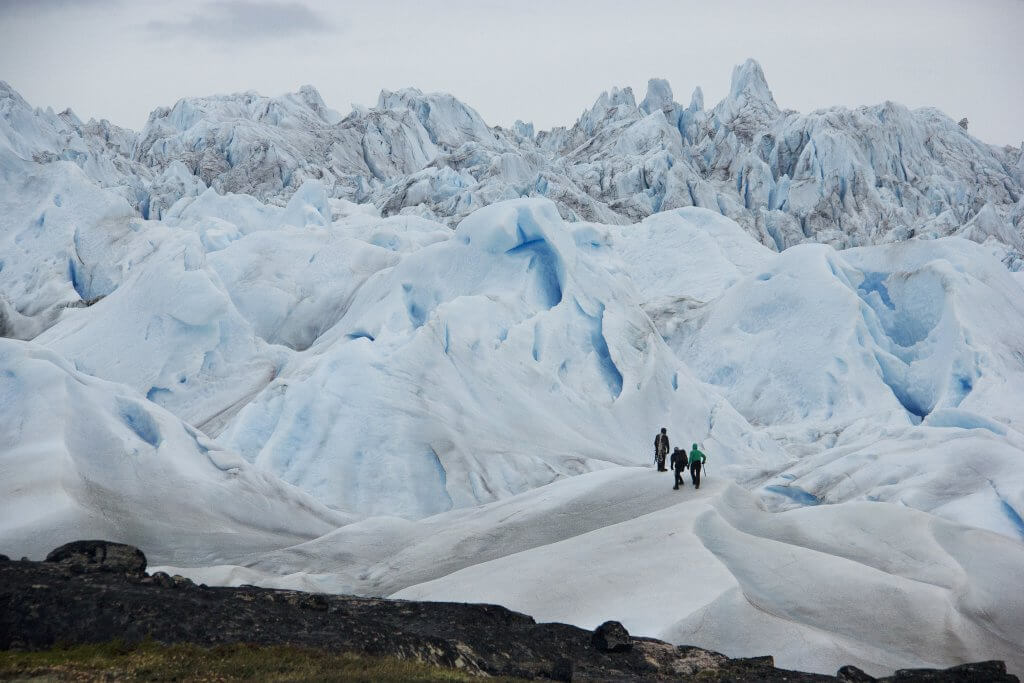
[0,338,351,565]
[2,63,1024,676]
[24,191,783,518]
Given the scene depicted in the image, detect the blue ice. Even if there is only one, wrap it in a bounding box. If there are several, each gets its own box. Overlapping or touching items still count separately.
[117,398,161,447]
[765,484,820,505]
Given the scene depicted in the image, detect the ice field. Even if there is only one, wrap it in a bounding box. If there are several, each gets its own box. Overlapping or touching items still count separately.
[2,63,1023,675]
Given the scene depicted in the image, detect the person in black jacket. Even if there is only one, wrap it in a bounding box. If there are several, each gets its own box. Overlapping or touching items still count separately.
[670,446,688,489]
[653,428,669,471]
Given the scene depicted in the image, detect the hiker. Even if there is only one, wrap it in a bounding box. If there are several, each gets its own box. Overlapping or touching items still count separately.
[653,428,669,471]
[688,443,707,489]
[670,446,687,490]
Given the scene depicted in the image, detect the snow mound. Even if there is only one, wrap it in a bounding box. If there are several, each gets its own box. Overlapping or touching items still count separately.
[388,481,1023,677]
[0,157,142,338]
[34,232,287,431]
[668,485,1024,676]
[671,237,1024,448]
[0,338,349,565]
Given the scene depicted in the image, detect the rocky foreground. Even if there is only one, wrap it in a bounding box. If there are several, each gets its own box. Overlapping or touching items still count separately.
[0,542,1016,682]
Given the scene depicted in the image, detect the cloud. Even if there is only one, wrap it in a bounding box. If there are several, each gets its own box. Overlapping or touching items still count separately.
[0,0,120,16]
[146,1,335,42]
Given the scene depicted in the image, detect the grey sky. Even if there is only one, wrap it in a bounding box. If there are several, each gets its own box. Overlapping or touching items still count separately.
[145,1,335,42]
[1,0,1021,145]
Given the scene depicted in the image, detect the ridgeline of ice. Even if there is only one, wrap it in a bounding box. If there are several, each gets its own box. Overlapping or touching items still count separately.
[3,60,1021,259]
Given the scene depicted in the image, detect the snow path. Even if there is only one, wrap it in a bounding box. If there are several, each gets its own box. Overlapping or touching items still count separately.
[390,478,1024,677]
[392,474,729,636]
[154,466,708,594]
[154,465,1024,678]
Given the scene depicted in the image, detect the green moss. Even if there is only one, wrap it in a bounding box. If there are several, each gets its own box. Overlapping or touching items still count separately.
[0,640,523,681]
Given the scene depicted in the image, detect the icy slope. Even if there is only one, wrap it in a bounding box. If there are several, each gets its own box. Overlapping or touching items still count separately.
[219,199,783,517]
[33,232,288,429]
[151,467,1023,677]
[0,338,350,565]
[11,184,780,519]
[389,480,1024,677]
[11,176,1023,526]
[153,467,698,596]
[655,234,1024,445]
[0,155,144,339]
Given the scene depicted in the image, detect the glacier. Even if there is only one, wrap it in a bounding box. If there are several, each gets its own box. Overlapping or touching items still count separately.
[2,61,1024,677]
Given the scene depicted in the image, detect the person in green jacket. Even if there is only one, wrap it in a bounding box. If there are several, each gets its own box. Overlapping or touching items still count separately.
[688,443,706,489]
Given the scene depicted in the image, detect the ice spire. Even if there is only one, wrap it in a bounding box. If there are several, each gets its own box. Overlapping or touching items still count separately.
[713,58,780,135]
[640,78,674,114]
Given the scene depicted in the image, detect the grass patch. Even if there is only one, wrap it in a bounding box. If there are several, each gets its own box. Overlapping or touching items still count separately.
[0,640,520,681]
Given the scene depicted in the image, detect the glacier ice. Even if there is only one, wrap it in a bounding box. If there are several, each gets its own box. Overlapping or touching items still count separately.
[218,199,782,517]
[2,64,1024,677]
[0,338,349,565]
[391,481,1024,677]
[4,59,1020,265]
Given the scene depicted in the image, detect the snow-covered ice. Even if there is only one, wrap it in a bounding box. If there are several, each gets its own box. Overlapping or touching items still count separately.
[392,481,1024,677]
[0,338,349,566]
[2,65,1024,677]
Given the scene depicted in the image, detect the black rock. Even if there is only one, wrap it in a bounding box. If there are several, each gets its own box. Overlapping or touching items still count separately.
[838,664,878,681]
[591,620,632,653]
[0,554,8,562]
[550,656,574,682]
[44,540,147,575]
[885,660,1015,682]
[1,544,1017,683]
[735,655,776,668]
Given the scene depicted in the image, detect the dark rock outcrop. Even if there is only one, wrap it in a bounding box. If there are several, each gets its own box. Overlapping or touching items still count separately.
[839,664,878,681]
[1,543,1018,682]
[883,661,1012,681]
[591,620,632,652]
[44,540,147,575]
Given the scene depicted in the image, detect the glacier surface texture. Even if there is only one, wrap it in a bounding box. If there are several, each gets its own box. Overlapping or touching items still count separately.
[2,61,1023,676]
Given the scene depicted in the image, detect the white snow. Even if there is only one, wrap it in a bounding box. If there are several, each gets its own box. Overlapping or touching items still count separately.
[392,481,1024,676]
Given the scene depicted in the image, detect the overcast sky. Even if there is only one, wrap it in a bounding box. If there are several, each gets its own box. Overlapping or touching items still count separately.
[1,0,1021,145]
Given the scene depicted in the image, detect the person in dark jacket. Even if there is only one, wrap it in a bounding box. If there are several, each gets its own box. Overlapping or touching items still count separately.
[670,446,688,490]
[654,428,669,471]
[688,443,707,489]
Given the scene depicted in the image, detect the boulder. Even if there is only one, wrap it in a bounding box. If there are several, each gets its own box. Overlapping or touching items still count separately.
[591,620,632,653]
[883,660,1014,682]
[838,665,877,681]
[45,541,147,575]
